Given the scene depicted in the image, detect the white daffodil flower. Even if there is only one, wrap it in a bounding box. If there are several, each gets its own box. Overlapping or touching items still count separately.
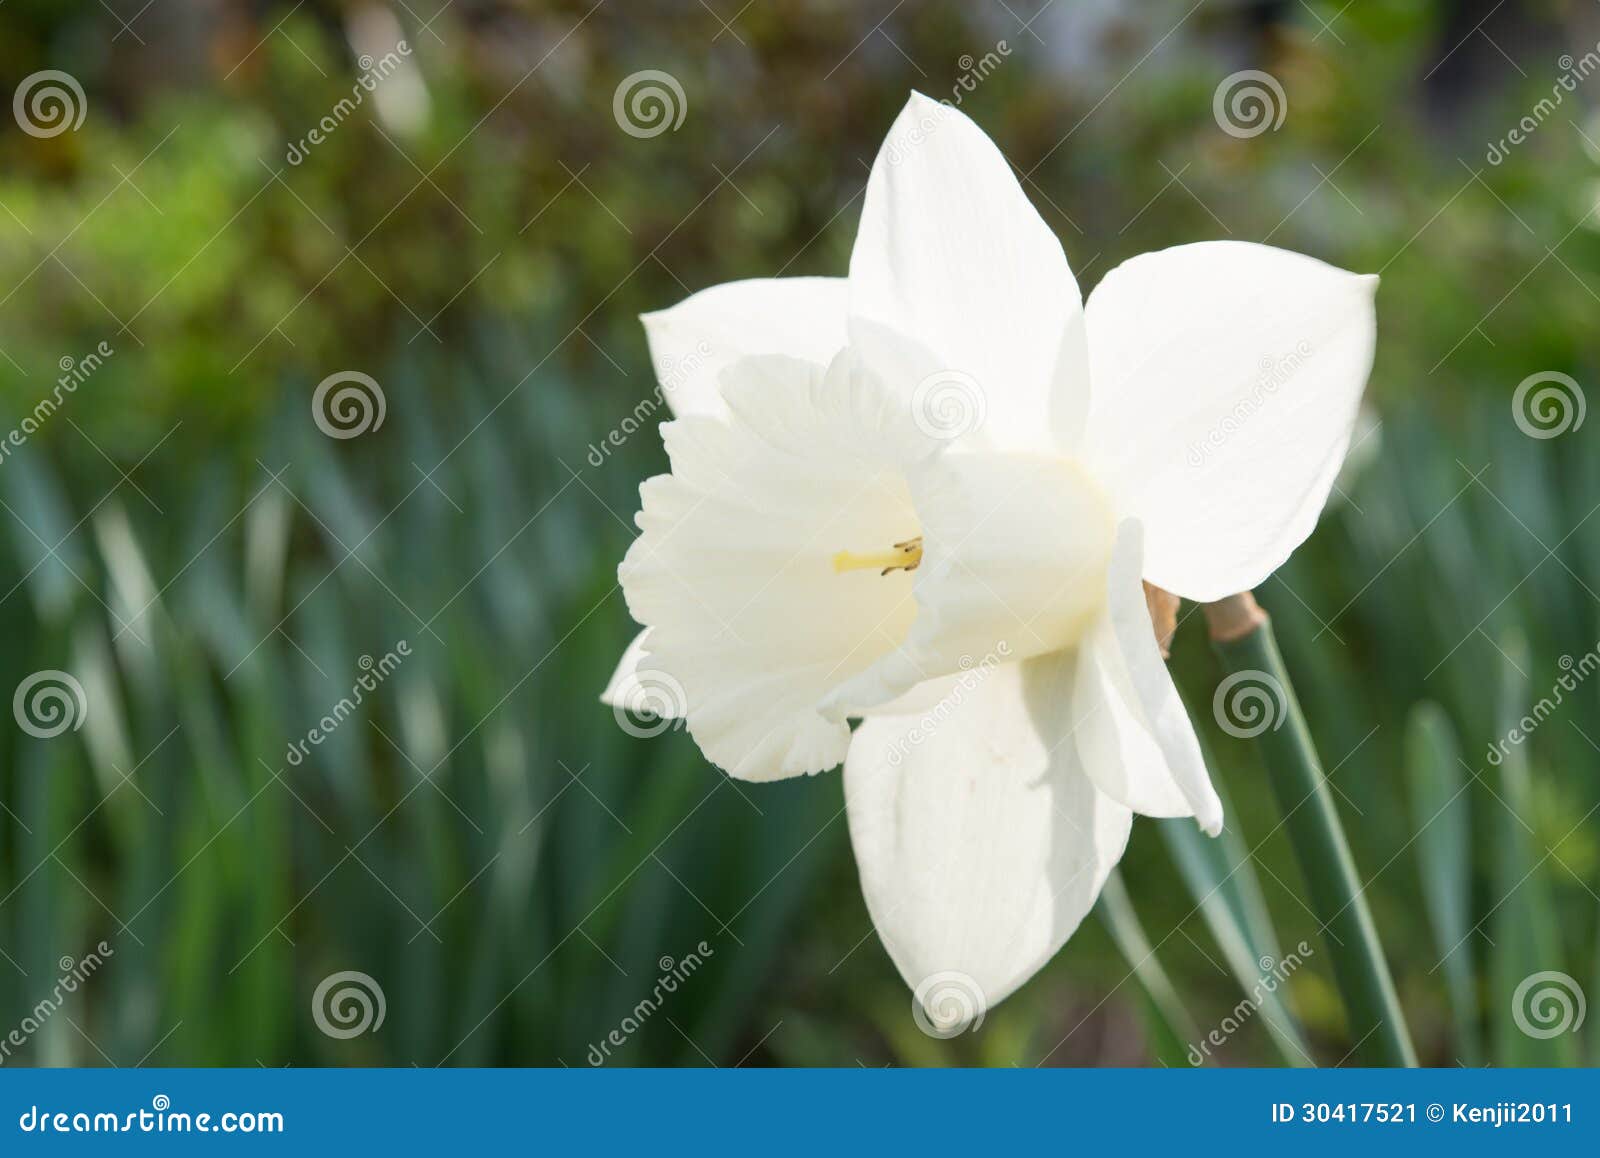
[603,92,1376,1017]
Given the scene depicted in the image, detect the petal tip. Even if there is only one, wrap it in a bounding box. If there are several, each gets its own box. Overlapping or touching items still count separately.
[899,89,963,130]
[638,301,675,326]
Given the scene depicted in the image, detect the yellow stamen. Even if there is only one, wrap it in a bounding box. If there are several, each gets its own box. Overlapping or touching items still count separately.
[831,537,923,576]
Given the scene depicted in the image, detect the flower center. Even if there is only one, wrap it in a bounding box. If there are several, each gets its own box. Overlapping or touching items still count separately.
[832,536,923,576]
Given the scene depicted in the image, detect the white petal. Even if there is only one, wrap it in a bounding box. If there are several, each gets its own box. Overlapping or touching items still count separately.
[844,653,1132,1013]
[849,92,1088,453]
[599,630,680,716]
[619,350,940,782]
[1072,521,1223,834]
[1082,241,1377,601]
[641,277,848,418]
[823,451,1114,716]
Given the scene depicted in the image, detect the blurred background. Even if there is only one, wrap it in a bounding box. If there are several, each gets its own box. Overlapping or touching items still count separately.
[1,0,1598,1067]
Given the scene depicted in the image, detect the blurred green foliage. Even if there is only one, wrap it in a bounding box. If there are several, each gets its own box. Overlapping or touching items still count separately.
[1,0,1598,1066]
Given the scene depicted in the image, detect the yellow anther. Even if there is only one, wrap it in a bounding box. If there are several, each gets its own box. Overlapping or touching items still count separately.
[832,537,923,576]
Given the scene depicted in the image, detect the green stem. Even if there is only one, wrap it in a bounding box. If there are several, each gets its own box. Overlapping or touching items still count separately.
[1209,602,1418,1068]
